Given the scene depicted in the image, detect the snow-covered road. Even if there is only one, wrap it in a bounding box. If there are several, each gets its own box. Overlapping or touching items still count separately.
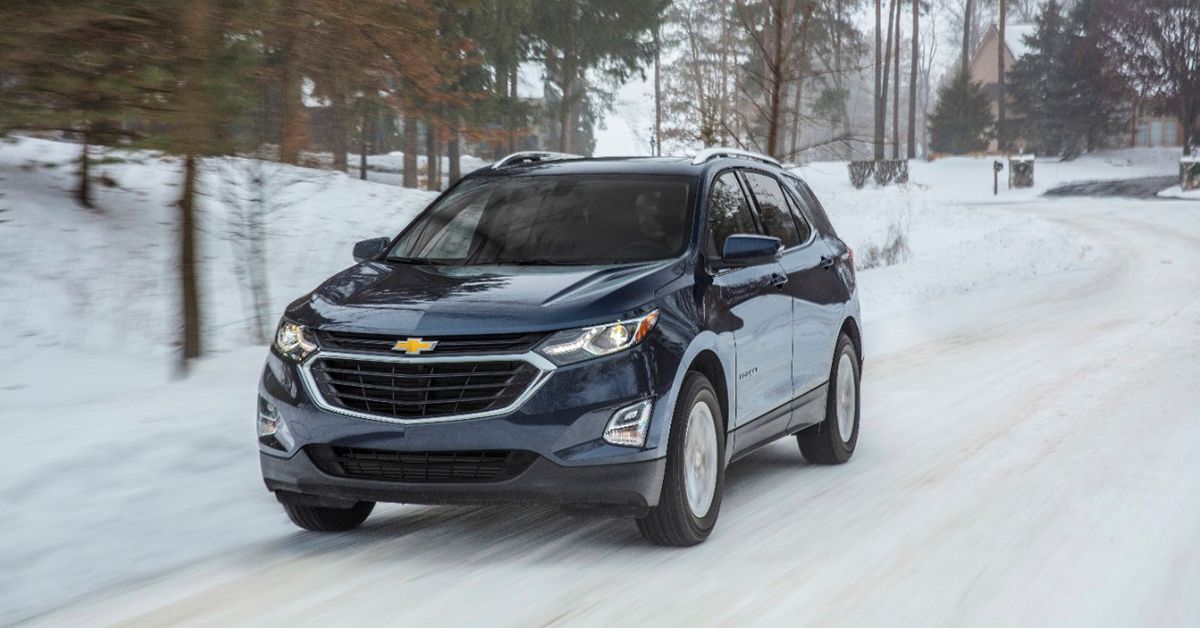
[35,199,1200,626]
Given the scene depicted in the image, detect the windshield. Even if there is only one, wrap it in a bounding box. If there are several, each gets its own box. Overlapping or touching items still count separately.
[389,175,694,265]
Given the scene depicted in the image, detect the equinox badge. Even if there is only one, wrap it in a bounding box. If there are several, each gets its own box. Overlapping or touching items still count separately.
[392,337,438,355]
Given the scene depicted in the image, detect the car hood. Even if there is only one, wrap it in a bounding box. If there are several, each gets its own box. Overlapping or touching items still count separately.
[285,259,687,336]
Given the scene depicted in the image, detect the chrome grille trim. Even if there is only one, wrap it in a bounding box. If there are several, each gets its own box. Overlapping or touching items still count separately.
[298,350,557,425]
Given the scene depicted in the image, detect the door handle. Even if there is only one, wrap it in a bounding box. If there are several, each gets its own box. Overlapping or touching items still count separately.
[770,272,789,288]
[820,255,836,270]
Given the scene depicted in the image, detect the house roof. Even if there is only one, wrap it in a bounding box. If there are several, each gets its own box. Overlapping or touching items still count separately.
[1005,23,1037,60]
[971,23,1038,71]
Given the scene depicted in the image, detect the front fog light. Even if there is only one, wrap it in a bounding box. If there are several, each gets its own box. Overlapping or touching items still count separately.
[257,397,293,451]
[604,400,653,447]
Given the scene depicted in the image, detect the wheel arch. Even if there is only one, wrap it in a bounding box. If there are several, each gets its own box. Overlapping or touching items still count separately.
[686,349,729,433]
[839,316,863,365]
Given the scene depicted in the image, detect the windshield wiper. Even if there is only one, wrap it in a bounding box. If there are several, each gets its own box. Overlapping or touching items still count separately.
[385,256,453,266]
[498,259,590,266]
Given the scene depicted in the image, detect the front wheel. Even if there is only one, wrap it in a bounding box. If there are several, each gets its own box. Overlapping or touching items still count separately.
[797,333,860,464]
[637,372,726,546]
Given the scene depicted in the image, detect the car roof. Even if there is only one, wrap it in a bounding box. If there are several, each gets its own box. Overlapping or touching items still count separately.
[465,156,785,180]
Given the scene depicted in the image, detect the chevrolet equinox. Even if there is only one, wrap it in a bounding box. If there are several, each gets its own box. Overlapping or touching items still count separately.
[258,148,862,546]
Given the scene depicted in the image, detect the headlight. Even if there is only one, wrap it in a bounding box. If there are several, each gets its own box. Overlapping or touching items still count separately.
[535,310,659,366]
[274,320,317,362]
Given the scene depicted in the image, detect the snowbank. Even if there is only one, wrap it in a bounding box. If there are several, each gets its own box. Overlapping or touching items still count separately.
[793,160,1098,328]
[1158,185,1200,200]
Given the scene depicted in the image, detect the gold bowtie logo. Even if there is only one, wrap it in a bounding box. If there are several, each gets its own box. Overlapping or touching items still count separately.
[392,337,438,355]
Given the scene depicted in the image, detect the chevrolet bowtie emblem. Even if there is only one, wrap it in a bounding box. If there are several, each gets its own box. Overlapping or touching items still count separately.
[392,337,438,355]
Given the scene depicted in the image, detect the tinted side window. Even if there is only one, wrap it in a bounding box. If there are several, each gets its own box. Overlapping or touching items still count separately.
[743,172,804,247]
[782,188,814,244]
[707,172,759,258]
[783,175,837,237]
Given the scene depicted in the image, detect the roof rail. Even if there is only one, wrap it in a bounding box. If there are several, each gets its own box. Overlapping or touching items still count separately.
[690,147,781,167]
[492,151,584,169]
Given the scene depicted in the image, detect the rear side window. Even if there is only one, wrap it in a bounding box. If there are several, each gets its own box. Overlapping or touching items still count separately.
[743,172,807,247]
[707,172,759,258]
[783,175,837,238]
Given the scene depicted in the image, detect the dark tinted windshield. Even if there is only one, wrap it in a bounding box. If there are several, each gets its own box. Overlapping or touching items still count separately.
[390,175,694,265]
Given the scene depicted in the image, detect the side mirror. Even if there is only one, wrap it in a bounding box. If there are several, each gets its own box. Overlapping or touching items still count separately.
[353,237,390,262]
[720,234,783,266]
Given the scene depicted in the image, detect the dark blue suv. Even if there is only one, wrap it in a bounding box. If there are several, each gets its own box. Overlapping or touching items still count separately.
[259,149,862,546]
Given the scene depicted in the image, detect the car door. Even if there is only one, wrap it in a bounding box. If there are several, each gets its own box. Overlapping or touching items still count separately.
[705,171,794,429]
[741,171,844,401]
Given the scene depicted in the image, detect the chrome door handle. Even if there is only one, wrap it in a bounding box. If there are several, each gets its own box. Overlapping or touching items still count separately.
[770,273,789,288]
[820,255,836,270]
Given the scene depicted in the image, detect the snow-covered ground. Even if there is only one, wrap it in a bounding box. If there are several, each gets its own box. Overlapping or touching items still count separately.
[0,137,1193,624]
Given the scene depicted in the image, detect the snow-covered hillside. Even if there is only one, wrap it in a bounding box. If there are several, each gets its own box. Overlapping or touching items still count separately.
[0,137,1182,623]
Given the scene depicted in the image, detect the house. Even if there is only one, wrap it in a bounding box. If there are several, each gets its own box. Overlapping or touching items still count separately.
[966,23,1035,153]
[968,23,1189,152]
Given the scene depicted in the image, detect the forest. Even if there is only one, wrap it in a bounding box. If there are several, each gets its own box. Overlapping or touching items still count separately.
[1,0,1196,369]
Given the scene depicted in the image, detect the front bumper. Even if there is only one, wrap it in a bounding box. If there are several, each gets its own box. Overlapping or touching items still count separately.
[262,448,666,513]
[258,335,681,511]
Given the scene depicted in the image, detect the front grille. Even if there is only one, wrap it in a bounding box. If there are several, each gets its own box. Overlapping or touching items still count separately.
[307,445,536,483]
[315,330,545,355]
[309,357,540,419]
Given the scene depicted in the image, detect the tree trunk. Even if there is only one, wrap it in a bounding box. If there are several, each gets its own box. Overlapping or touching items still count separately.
[559,72,574,154]
[881,0,897,154]
[653,24,662,156]
[1129,94,1140,148]
[448,127,461,185]
[874,0,884,159]
[178,154,202,369]
[962,0,973,74]
[278,0,305,165]
[997,0,1007,153]
[424,120,434,189]
[176,0,218,373]
[765,0,786,159]
[789,3,815,159]
[893,6,901,160]
[425,122,440,191]
[402,116,418,188]
[508,67,518,154]
[77,124,92,208]
[908,0,919,159]
[359,107,368,181]
[330,87,348,172]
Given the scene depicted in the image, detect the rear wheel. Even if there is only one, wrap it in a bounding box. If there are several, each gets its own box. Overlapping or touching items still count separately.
[637,372,726,546]
[797,334,860,464]
[282,501,374,532]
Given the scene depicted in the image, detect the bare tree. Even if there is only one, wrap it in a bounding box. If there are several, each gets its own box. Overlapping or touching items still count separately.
[908,0,919,158]
[874,0,884,158]
[1100,0,1200,156]
[892,0,901,159]
[997,0,1006,152]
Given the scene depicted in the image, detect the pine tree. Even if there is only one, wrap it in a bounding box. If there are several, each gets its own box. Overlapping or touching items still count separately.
[929,70,993,154]
[0,0,169,208]
[1009,0,1126,158]
[1009,0,1069,154]
[529,0,667,154]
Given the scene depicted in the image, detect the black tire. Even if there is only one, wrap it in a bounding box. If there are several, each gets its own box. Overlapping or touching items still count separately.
[283,501,375,532]
[637,372,726,547]
[797,334,860,465]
